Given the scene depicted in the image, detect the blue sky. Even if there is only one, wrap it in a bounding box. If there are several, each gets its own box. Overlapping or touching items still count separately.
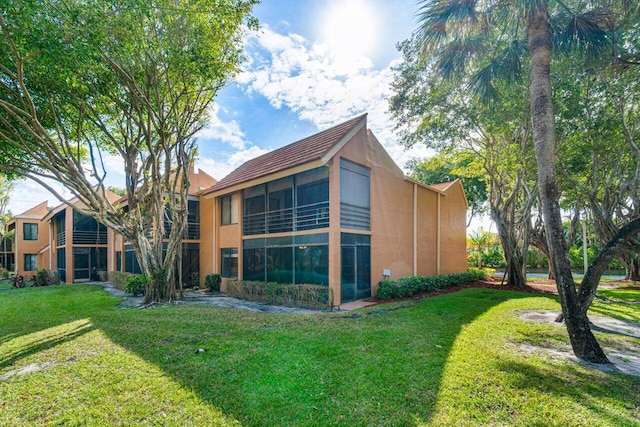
[8,0,432,214]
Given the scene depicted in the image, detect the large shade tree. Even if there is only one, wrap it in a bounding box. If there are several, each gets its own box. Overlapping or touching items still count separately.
[391,37,538,287]
[407,0,640,363]
[0,0,257,302]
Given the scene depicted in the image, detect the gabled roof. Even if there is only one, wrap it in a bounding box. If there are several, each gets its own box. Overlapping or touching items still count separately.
[429,181,457,192]
[7,201,50,224]
[202,114,367,195]
[42,189,121,222]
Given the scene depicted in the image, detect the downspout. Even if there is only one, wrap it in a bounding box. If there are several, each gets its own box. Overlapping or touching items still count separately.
[437,193,441,275]
[413,182,418,276]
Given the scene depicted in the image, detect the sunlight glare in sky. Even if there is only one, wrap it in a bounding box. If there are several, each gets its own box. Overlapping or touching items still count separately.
[321,0,377,67]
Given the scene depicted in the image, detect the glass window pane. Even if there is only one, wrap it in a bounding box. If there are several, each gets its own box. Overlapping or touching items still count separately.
[295,245,329,285]
[221,248,238,278]
[266,247,293,284]
[243,248,266,282]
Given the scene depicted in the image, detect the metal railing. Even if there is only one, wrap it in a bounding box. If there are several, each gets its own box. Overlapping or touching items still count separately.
[56,231,66,246]
[243,201,329,235]
[163,222,200,240]
[72,230,108,245]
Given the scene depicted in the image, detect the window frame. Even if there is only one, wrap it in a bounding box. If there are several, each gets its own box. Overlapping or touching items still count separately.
[24,253,38,271]
[221,248,238,278]
[23,223,38,241]
[221,193,239,226]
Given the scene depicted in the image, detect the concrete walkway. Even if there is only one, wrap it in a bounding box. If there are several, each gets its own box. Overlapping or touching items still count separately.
[100,283,331,314]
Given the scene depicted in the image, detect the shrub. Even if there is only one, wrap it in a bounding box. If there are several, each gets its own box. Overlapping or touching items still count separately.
[226,280,333,309]
[376,268,492,300]
[33,269,61,287]
[204,274,221,292]
[124,274,147,296]
[0,267,8,279]
[108,271,133,290]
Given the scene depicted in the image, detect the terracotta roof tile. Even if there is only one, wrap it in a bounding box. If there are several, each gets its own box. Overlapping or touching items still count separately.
[203,114,367,195]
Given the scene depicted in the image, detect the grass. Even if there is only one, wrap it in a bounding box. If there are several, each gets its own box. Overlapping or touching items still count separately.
[0,284,639,426]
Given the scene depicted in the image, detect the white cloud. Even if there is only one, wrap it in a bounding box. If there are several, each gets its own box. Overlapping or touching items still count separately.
[238,26,431,172]
[197,145,268,181]
[7,178,73,215]
[197,104,247,150]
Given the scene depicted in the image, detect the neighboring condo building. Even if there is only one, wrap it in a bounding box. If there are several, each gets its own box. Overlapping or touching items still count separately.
[8,115,468,306]
[5,201,50,279]
[200,114,468,306]
[42,190,122,283]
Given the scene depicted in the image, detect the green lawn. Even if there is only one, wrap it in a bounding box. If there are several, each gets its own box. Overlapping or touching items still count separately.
[1,284,638,426]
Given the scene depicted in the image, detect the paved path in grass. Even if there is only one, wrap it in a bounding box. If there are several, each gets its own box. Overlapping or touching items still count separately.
[100,283,321,314]
[519,311,640,377]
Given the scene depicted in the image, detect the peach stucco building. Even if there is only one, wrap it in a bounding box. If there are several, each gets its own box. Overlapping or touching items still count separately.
[42,190,122,283]
[5,201,50,279]
[8,115,467,305]
[200,114,468,305]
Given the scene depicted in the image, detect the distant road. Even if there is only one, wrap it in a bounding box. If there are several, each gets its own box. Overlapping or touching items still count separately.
[493,271,626,281]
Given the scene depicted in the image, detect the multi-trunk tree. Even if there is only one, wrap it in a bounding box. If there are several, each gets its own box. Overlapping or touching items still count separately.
[0,0,257,302]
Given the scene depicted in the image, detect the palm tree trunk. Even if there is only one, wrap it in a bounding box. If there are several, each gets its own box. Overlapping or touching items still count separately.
[526,5,609,363]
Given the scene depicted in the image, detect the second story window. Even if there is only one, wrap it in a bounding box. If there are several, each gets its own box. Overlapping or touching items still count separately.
[221,194,239,225]
[23,223,38,240]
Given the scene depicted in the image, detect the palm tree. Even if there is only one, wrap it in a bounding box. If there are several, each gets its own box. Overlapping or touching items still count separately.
[468,229,497,269]
[414,0,617,363]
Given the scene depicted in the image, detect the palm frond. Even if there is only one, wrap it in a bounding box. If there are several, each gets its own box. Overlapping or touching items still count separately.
[555,9,611,59]
[500,39,527,83]
[416,0,483,48]
[435,37,487,79]
[469,60,501,103]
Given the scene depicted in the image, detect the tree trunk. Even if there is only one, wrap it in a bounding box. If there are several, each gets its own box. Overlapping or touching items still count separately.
[527,6,609,363]
[492,208,527,286]
[621,251,640,281]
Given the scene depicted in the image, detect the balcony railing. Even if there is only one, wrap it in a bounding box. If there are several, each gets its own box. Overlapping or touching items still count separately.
[243,201,329,235]
[72,230,108,245]
[163,222,200,240]
[56,231,66,246]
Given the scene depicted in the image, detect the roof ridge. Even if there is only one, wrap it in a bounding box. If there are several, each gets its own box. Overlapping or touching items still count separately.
[202,113,368,195]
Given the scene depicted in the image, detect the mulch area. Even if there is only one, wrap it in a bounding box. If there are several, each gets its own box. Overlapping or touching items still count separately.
[364,278,558,306]
[364,277,639,306]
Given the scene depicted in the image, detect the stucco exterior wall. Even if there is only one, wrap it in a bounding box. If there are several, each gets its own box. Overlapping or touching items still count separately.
[416,187,439,276]
[199,196,215,288]
[12,202,50,278]
[216,194,243,291]
[335,130,415,298]
[438,183,468,273]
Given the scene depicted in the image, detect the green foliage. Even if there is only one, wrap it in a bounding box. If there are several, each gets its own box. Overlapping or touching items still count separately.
[376,269,492,300]
[32,269,61,287]
[108,271,134,290]
[0,0,258,303]
[408,150,488,220]
[0,284,638,425]
[0,267,8,279]
[204,274,221,292]
[226,280,333,309]
[124,274,147,297]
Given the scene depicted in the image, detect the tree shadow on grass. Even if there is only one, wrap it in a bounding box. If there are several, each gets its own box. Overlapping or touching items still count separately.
[0,320,93,369]
[93,288,530,426]
[0,286,114,371]
[494,359,640,426]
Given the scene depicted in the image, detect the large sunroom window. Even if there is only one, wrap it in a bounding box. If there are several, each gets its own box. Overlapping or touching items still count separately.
[242,167,329,235]
[340,158,370,230]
